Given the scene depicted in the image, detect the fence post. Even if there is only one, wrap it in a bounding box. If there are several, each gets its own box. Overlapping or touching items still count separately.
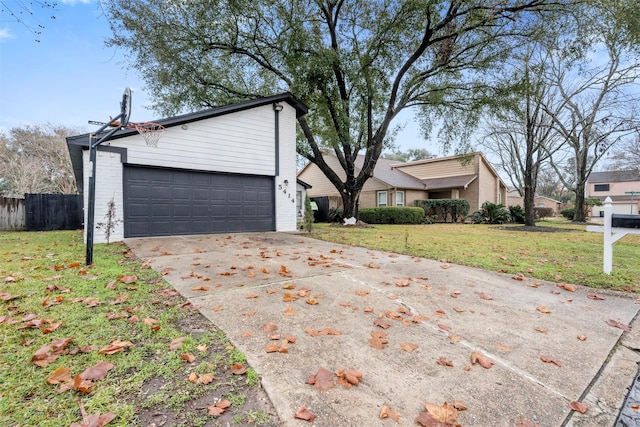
[603,197,613,275]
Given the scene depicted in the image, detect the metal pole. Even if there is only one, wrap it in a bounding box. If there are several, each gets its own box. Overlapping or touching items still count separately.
[84,114,125,265]
[86,134,97,265]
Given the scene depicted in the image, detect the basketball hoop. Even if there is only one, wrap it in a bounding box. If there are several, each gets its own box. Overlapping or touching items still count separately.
[130,122,165,147]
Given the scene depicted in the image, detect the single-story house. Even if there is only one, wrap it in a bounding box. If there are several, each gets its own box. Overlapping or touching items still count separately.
[297,152,508,218]
[66,93,307,243]
[507,191,562,216]
[587,170,640,216]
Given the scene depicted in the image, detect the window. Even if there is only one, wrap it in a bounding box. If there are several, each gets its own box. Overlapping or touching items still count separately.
[395,191,405,207]
[377,191,388,207]
[296,191,303,217]
[594,184,610,192]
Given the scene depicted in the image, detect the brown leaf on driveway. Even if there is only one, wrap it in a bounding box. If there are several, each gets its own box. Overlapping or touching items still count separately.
[400,342,418,352]
[536,305,552,314]
[262,323,278,332]
[306,367,335,390]
[417,401,458,426]
[557,282,576,292]
[437,357,453,367]
[494,343,512,353]
[587,294,606,300]
[374,318,392,329]
[380,405,400,423]
[570,401,589,414]
[540,355,563,367]
[295,405,317,422]
[517,418,541,427]
[336,368,363,388]
[470,351,494,369]
[606,319,631,332]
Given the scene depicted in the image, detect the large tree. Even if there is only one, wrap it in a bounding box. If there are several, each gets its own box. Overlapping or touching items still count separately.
[606,133,640,172]
[482,47,563,226]
[0,124,78,197]
[105,0,566,219]
[542,13,640,221]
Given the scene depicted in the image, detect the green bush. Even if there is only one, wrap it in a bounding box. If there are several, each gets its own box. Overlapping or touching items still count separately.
[359,207,425,224]
[414,199,470,223]
[509,205,526,224]
[470,202,511,224]
[560,207,575,220]
[327,207,343,223]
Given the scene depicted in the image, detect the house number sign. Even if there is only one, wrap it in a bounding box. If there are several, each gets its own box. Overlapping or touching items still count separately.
[278,183,296,203]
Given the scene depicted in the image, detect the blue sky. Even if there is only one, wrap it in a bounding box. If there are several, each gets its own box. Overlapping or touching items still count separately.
[0,0,436,153]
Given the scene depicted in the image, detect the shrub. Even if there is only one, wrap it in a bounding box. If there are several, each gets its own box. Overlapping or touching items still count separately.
[359,207,425,224]
[414,199,470,223]
[508,205,526,224]
[560,207,575,220]
[470,202,511,224]
[327,207,343,223]
[303,195,314,232]
[533,207,554,220]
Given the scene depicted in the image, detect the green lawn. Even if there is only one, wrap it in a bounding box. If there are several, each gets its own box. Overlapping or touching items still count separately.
[311,220,640,291]
[0,230,272,427]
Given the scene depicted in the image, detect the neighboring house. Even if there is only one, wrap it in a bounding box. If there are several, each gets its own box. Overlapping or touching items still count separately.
[506,189,524,208]
[297,152,508,218]
[534,196,562,215]
[587,170,640,216]
[295,179,312,221]
[66,93,307,243]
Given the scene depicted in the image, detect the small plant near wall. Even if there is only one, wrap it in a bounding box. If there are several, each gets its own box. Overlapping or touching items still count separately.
[96,198,122,243]
[303,195,314,232]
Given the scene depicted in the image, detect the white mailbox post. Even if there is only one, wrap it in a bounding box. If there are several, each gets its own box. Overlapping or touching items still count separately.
[586,197,640,274]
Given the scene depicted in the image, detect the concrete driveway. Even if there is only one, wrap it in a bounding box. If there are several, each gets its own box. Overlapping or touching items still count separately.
[126,232,640,426]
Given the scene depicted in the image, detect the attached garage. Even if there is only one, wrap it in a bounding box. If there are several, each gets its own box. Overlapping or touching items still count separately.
[123,166,275,237]
[66,93,307,243]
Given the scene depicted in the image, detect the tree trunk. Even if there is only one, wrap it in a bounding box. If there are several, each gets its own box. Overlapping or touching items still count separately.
[523,184,536,226]
[573,181,586,222]
[340,189,361,220]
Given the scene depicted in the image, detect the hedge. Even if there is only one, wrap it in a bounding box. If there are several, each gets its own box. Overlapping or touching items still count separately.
[358,207,425,224]
[414,199,470,223]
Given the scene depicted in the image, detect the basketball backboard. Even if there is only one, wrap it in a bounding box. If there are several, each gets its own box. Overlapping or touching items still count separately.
[121,87,132,128]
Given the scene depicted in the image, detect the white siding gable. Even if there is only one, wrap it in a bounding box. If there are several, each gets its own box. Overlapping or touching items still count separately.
[107,105,277,176]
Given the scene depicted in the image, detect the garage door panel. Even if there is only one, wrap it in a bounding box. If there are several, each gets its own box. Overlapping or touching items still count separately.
[124,166,274,237]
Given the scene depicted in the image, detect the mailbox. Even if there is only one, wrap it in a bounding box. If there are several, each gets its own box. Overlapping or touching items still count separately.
[611,214,640,229]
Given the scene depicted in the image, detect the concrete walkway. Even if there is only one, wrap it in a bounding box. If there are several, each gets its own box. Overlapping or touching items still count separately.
[125,232,640,427]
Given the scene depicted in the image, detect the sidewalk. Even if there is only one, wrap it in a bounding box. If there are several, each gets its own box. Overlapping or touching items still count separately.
[126,232,640,426]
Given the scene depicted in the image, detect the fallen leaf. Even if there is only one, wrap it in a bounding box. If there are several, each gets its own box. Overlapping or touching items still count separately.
[118,275,137,284]
[373,318,391,329]
[479,292,492,300]
[98,340,133,355]
[557,282,576,292]
[336,368,363,388]
[306,367,335,390]
[536,305,552,314]
[380,405,400,423]
[180,353,196,363]
[262,323,278,332]
[516,417,541,427]
[244,293,259,299]
[207,399,231,416]
[197,373,215,384]
[470,351,494,369]
[577,335,587,341]
[437,357,453,367]
[540,355,563,367]
[570,401,589,414]
[283,305,297,316]
[192,286,209,291]
[452,400,467,411]
[32,337,73,367]
[47,366,72,384]
[419,401,458,425]
[169,337,187,350]
[295,405,317,422]
[230,363,247,375]
[494,343,512,353]
[587,294,606,300]
[606,319,631,332]
[400,342,418,352]
[534,326,548,334]
[80,361,114,380]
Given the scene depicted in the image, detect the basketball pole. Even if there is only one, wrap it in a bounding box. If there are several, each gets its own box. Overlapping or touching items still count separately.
[86,114,126,265]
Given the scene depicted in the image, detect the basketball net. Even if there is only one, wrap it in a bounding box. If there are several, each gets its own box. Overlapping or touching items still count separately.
[130,122,165,147]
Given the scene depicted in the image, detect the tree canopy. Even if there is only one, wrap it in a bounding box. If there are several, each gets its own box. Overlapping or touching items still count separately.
[105,0,568,217]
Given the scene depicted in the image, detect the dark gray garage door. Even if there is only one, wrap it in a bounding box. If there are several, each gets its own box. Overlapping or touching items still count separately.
[123,166,275,237]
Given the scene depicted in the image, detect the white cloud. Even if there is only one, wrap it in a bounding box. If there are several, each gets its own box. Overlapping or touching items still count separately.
[0,28,13,42]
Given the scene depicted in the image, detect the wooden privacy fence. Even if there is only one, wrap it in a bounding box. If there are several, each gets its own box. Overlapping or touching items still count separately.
[0,197,26,230]
[0,194,83,231]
